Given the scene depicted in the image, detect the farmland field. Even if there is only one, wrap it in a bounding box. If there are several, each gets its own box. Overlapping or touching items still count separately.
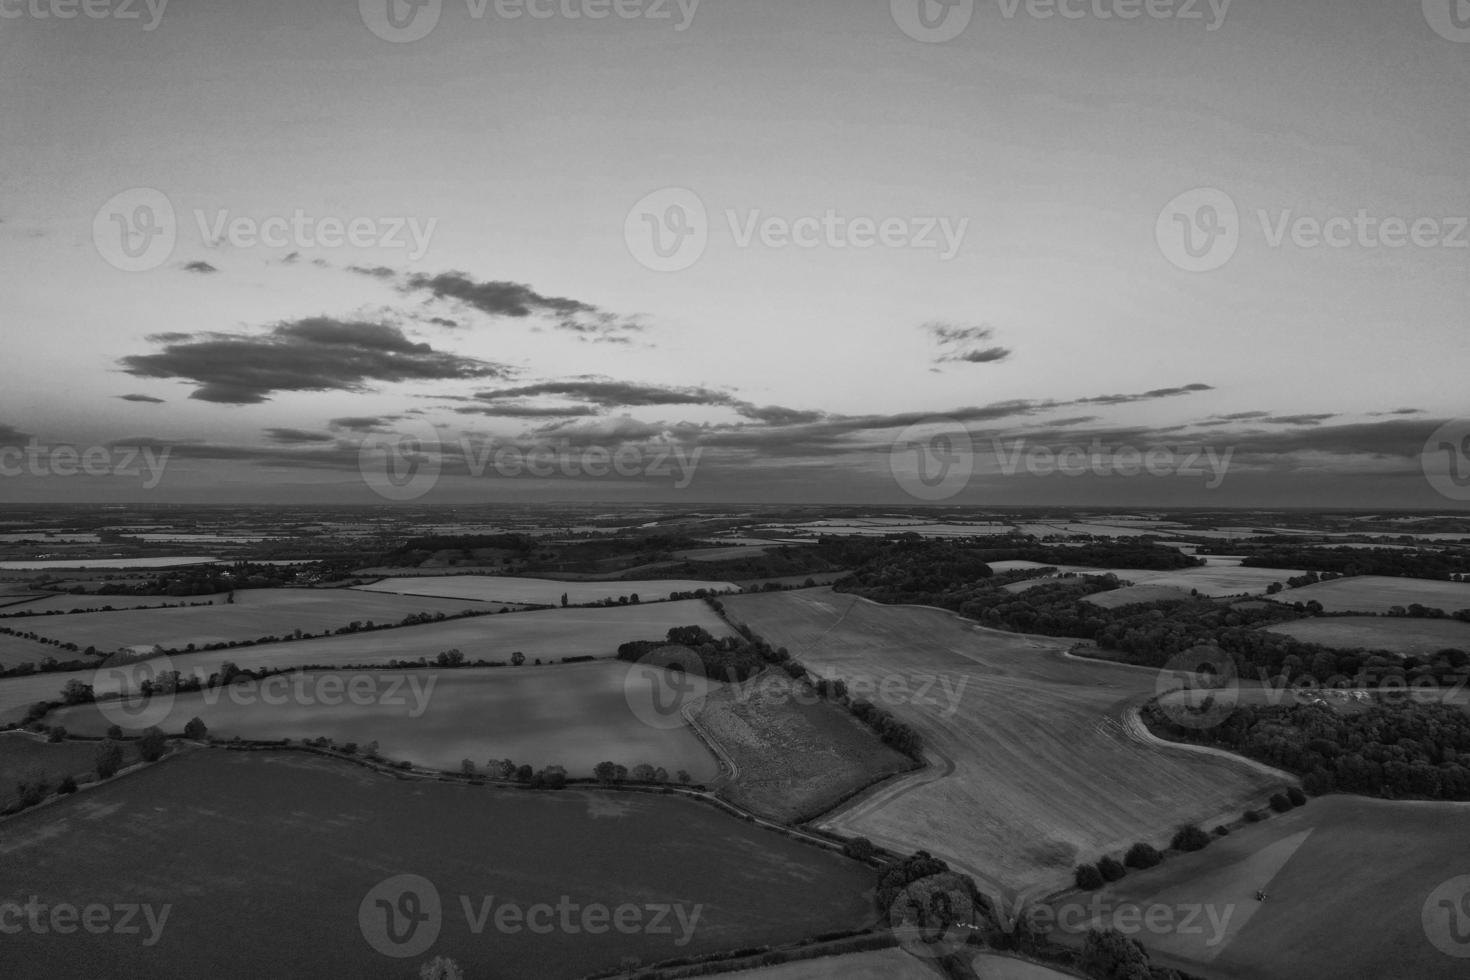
[1055,795,1470,980]
[8,588,503,652]
[697,671,914,823]
[0,557,219,570]
[1,592,228,615]
[721,590,1284,901]
[1083,584,1196,609]
[0,600,735,724]
[723,948,938,979]
[0,733,138,810]
[985,562,1303,598]
[355,575,738,605]
[0,750,878,980]
[0,633,65,670]
[1262,616,1470,657]
[47,662,724,779]
[1275,576,1470,614]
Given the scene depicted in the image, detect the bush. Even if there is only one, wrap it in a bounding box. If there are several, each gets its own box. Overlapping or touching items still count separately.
[95,740,125,780]
[1287,786,1308,807]
[1074,863,1105,891]
[57,775,78,794]
[137,727,169,763]
[183,717,208,740]
[1171,824,1212,853]
[1097,856,1127,882]
[1213,825,1231,837]
[1269,792,1294,813]
[1124,842,1162,870]
[1244,809,1265,823]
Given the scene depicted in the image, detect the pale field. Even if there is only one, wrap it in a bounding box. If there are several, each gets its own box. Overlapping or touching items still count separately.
[1084,585,1197,609]
[986,562,1302,598]
[0,557,219,570]
[11,588,500,651]
[1276,575,1470,614]
[721,948,940,979]
[969,955,1080,979]
[0,633,69,670]
[1260,616,1470,657]
[355,575,738,605]
[721,590,1283,903]
[0,600,734,723]
[45,661,723,779]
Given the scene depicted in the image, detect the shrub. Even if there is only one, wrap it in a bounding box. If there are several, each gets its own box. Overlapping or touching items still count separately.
[1244,809,1265,823]
[1171,824,1212,853]
[95,740,125,780]
[183,717,208,740]
[1124,842,1162,870]
[57,775,78,794]
[1269,792,1294,813]
[1213,825,1231,837]
[1074,863,1105,891]
[1097,856,1127,882]
[137,727,168,763]
[1287,786,1308,807]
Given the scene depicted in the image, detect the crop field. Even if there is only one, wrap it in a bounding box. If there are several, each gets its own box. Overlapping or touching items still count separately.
[355,575,738,605]
[9,588,509,652]
[969,955,1079,979]
[0,633,65,671]
[0,733,138,810]
[1276,576,1470,614]
[1,593,228,615]
[721,590,1284,901]
[986,562,1303,598]
[1083,584,1197,609]
[47,662,724,779]
[1061,795,1470,980]
[0,750,878,980]
[1262,616,1470,657]
[696,670,914,823]
[724,948,937,979]
[0,601,735,724]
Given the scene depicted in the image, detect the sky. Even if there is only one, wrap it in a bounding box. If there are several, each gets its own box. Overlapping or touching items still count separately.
[0,0,1467,508]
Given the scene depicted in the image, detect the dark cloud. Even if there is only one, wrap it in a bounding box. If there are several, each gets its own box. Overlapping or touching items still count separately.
[476,381,730,408]
[120,319,511,405]
[117,394,165,404]
[1076,384,1214,407]
[1261,414,1338,426]
[0,424,32,448]
[924,322,1013,365]
[329,416,403,433]
[182,261,218,274]
[264,428,335,444]
[455,403,603,419]
[1370,408,1425,417]
[428,317,460,329]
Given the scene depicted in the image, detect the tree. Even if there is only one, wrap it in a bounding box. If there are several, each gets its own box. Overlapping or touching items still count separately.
[536,765,567,789]
[137,727,168,763]
[95,740,125,780]
[461,759,477,778]
[1170,825,1211,853]
[631,763,657,783]
[1287,786,1308,807]
[844,837,877,862]
[1074,864,1105,890]
[60,679,94,705]
[511,651,526,667]
[676,769,692,784]
[1269,792,1294,813]
[419,956,464,980]
[105,724,123,740]
[594,761,621,784]
[1124,843,1162,870]
[183,717,208,740]
[515,764,533,782]
[1097,857,1126,883]
[561,593,569,608]
[1080,928,1152,980]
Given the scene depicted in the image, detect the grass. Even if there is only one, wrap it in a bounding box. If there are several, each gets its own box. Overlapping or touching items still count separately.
[355,575,738,605]
[1276,576,1470,614]
[720,948,938,978]
[0,750,878,980]
[3,592,228,615]
[1060,795,1470,980]
[1261,616,1470,656]
[0,732,135,810]
[696,670,914,823]
[48,662,724,780]
[0,633,66,670]
[721,589,1282,902]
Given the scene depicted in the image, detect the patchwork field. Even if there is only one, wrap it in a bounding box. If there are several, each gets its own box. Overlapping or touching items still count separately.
[47,662,724,779]
[721,590,1284,901]
[0,601,735,724]
[1083,585,1196,609]
[1262,616,1470,657]
[355,575,738,605]
[986,562,1303,598]
[1,592,228,615]
[1276,576,1470,614]
[0,750,878,980]
[697,671,914,823]
[8,589,506,652]
[0,633,65,671]
[1058,795,1470,980]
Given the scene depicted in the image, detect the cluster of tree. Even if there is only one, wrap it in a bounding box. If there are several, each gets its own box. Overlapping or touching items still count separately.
[460,758,570,788]
[1232,545,1470,580]
[74,561,344,597]
[1143,698,1470,800]
[616,625,771,684]
[592,761,692,785]
[1078,928,1189,980]
[1073,827,1224,892]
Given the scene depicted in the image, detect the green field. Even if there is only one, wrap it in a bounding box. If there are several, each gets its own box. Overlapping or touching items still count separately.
[356,575,738,605]
[1262,616,1470,657]
[0,750,877,980]
[0,633,65,670]
[0,733,138,810]
[3,592,228,615]
[1083,585,1197,609]
[1276,576,1470,614]
[1058,795,1470,980]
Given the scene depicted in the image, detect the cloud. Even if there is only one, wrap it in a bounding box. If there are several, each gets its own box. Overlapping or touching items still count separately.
[182,261,218,274]
[264,428,335,444]
[455,403,603,419]
[475,380,730,408]
[329,416,403,433]
[117,394,165,404]
[119,319,511,405]
[1076,384,1215,407]
[924,322,1013,365]
[0,424,32,448]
